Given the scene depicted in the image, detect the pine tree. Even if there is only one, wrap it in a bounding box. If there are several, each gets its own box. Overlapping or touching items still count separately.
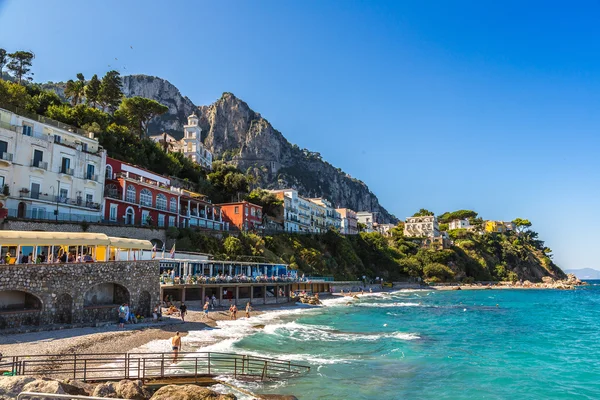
[7,51,35,84]
[98,70,123,113]
[85,74,101,107]
[64,73,86,106]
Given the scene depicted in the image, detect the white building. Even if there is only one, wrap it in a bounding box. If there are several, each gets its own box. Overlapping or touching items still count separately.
[150,114,213,170]
[309,198,341,231]
[376,223,396,236]
[0,107,106,222]
[448,219,471,230]
[356,211,376,233]
[404,216,440,238]
[271,189,312,232]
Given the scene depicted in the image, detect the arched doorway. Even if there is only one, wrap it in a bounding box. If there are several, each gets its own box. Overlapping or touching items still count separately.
[53,293,73,324]
[150,239,163,249]
[137,291,151,317]
[0,290,42,329]
[125,207,135,225]
[17,202,26,218]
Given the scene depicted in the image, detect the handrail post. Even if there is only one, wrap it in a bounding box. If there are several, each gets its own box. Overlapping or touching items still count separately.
[73,354,77,379]
[125,353,129,380]
[138,358,141,380]
[83,359,87,382]
[242,355,245,375]
[261,361,267,381]
[234,358,237,379]
[208,353,211,375]
[160,353,165,379]
[194,357,198,382]
[142,358,146,381]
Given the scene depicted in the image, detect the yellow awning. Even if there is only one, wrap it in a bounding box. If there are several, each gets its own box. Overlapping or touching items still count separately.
[0,231,110,246]
[108,237,154,250]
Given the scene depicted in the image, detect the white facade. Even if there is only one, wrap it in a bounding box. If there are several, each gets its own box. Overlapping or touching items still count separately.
[150,114,213,170]
[356,211,375,233]
[376,223,396,236]
[404,216,440,238]
[309,198,341,231]
[448,219,471,230]
[0,107,106,222]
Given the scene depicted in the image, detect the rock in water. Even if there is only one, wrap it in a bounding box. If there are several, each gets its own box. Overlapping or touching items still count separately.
[0,376,37,399]
[150,384,236,400]
[258,395,299,400]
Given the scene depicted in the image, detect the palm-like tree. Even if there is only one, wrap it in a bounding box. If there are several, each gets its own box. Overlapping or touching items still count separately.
[64,73,86,106]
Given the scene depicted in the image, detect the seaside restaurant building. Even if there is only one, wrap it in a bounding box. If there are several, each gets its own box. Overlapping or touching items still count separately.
[159,255,297,307]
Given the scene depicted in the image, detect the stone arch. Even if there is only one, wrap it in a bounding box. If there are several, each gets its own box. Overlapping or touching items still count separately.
[105,164,113,179]
[0,289,43,329]
[84,282,130,307]
[53,293,73,324]
[125,206,135,225]
[137,291,152,317]
[150,238,163,249]
[82,282,131,323]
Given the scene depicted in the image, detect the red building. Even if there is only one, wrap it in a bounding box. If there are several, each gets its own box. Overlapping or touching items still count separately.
[103,158,181,228]
[218,201,262,232]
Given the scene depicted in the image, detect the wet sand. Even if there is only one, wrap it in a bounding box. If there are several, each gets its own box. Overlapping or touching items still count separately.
[0,302,299,358]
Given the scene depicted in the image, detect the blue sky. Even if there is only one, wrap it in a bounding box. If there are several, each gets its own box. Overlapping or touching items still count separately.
[1,0,599,270]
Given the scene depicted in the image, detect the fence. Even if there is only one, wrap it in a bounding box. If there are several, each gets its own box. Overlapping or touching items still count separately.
[1,351,311,383]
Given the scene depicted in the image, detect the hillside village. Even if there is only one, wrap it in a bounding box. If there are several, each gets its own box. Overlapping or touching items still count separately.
[0,50,565,283]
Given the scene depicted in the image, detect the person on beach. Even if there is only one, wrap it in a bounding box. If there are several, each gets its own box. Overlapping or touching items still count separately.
[245,302,252,318]
[124,303,130,323]
[180,302,187,323]
[203,301,210,320]
[171,332,182,363]
[118,304,127,328]
[229,304,234,320]
[232,304,238,320]
[211,294,217,309]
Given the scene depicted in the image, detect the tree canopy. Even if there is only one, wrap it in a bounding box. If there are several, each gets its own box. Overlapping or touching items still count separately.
[246,189,283,219]
[7,51,35,84]
[412,209,434,217]
[117,96,168,137]
[85,74,101,107]
[64,73,86,106]
[98,70,123,113]
[512,218,532,234]
[438,210,478,223]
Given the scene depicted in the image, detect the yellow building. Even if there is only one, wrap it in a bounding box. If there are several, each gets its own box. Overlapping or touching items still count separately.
[485,221,516,233]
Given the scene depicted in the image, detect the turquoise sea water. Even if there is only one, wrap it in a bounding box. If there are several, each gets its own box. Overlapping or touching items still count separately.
[181,283,600,399]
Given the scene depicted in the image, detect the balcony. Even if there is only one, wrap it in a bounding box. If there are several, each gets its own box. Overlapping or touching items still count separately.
[0,152,13,164]
[31,160,48,170]
[19,188,101,210]
[85,173,99,182]
[60,167,74,176]
[104,189,122,200]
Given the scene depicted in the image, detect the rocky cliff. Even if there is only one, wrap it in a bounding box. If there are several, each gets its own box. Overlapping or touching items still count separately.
[44,74,397,222]
[117,75,397,222]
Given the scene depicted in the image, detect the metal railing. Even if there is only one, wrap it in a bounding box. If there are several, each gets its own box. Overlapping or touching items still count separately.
[31,160,48,170]
[17,190,101,210]
[6,208,102,223]
[2,352,310,383]
[0,151,13,162]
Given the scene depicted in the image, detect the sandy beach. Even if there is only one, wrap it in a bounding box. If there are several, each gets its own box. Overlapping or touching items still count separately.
[0,301,305,358]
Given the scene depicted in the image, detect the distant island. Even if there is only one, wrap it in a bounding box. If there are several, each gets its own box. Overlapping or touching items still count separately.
[564,268,600,280]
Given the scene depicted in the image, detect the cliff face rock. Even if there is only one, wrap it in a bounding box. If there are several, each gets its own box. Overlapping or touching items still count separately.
[196,92,397,223]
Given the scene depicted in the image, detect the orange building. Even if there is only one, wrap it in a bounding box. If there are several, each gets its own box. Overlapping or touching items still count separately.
[218,201,263,232]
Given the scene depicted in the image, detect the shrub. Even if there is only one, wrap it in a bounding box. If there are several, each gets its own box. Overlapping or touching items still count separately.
[423,262,455,282]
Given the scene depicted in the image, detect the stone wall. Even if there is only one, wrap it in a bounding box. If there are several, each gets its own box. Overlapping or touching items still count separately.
[2,220,167,244]
[0,260,160,329]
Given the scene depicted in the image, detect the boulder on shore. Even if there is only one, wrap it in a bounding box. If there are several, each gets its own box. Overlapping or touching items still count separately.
[150,384,236,400]
[0,376,37,399]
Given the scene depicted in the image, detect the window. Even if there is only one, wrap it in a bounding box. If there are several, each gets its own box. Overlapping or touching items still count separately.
[53,135,61,144]
[61,157,71,174]
[82,143,88,152]
[168,216,175,227]
[86,164,95,180]
[59,188,68,200]
[0,140,7,159]
[141,210,150,225]
[126,185,136,203]
[156,193,167,210]
[140,189,152,207]
[234,206,239,214]
[33,149,43,168]
[30,182,41,199]
[85,193,93,205]
[158,214,165,227]
[22,123,32,136]
[105,165,113,179]
[0,176,4,188]
[251,208,256,217]
[245,206,248,216]
[109,204,118,221]
[170,198,177,213]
